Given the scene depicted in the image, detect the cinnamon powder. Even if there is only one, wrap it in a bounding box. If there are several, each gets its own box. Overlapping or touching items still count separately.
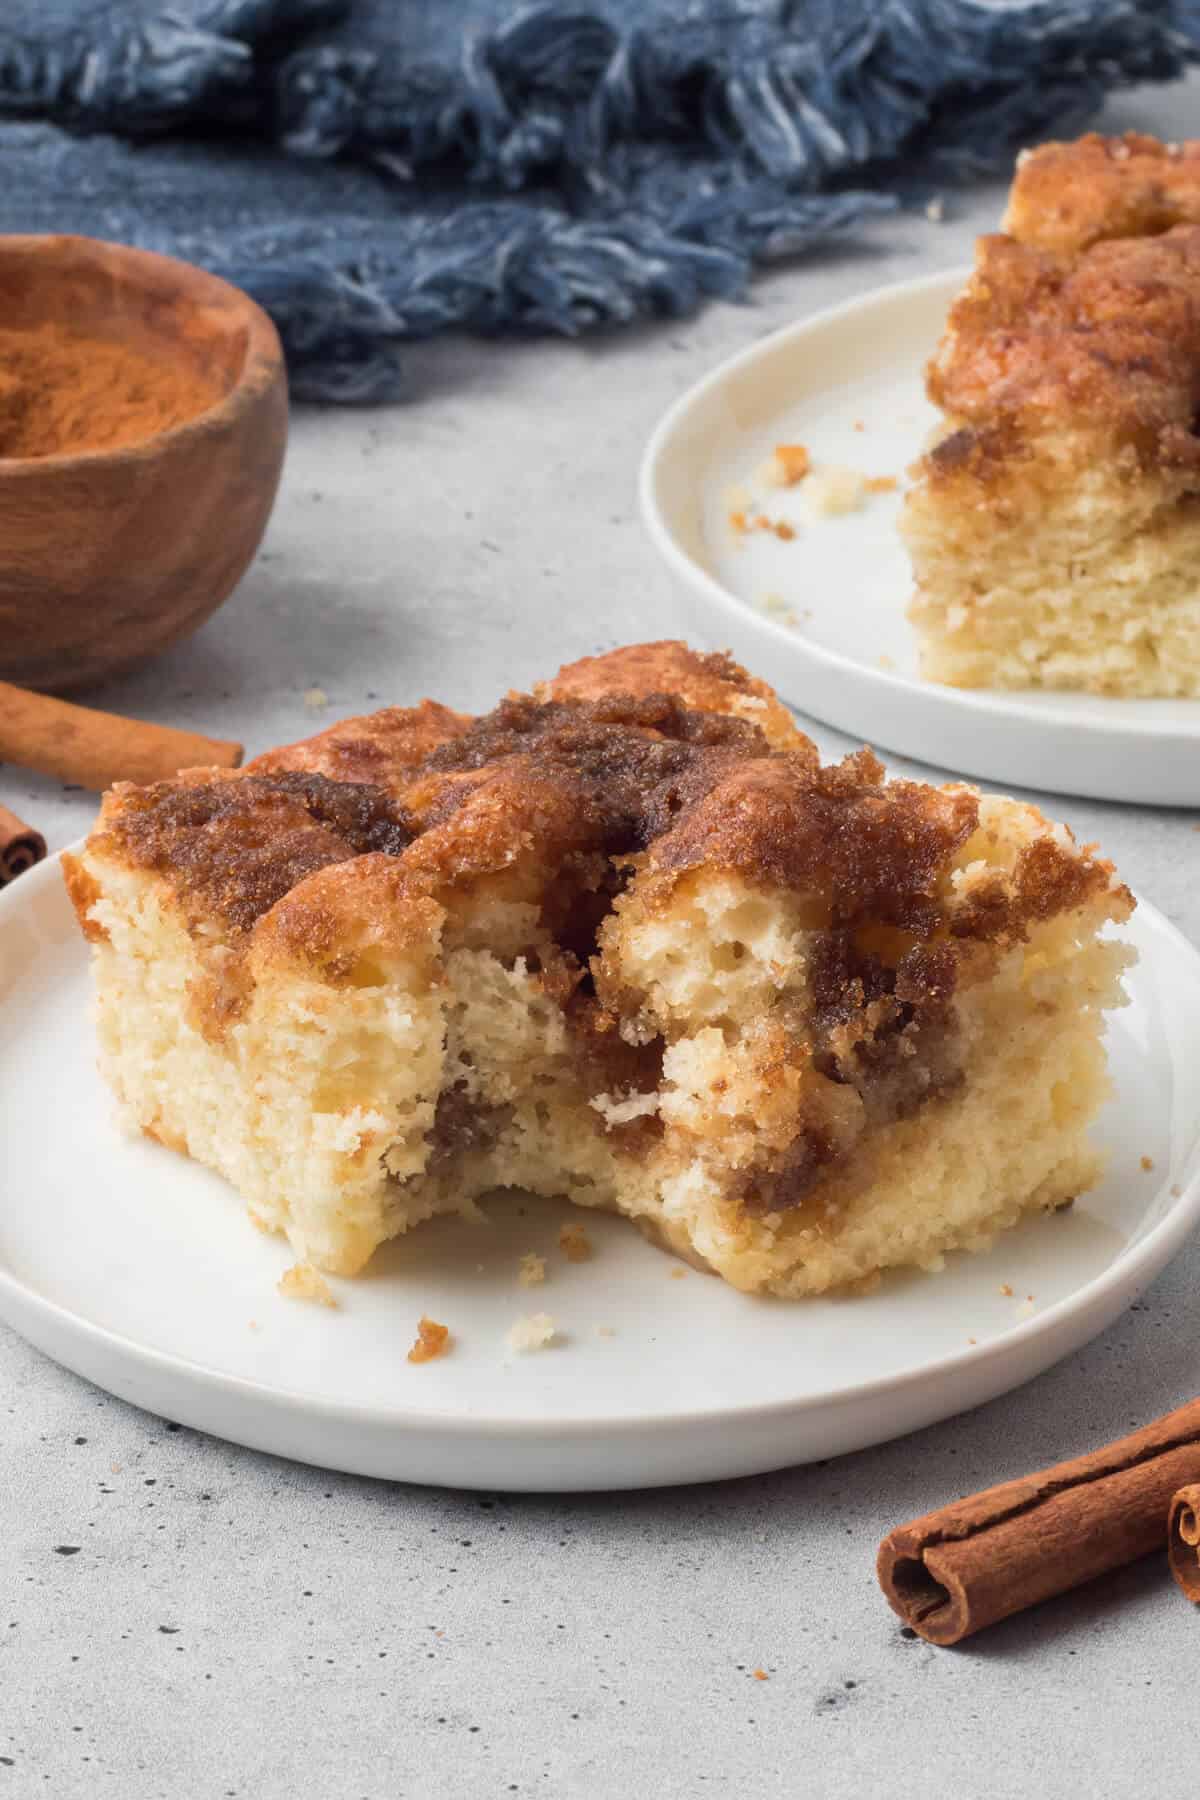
[0,322,225,459]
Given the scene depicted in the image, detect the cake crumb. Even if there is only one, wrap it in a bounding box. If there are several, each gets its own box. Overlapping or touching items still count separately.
[597,1326,616,1338]
[803,465,867,518]
[669,1266,687,1280]
[769,443,811,487]
[518,1251,547,1288]
[560,1222,593,1263]
[407,1315,451,1364]
[303,686,329,711]
[999,1283,1013,1297]
[1171,1183,1183,1198]
[853,419,865,432]
[729,508,749,535]
[967,1336,977,1345]
[508,1313,557,1352]
[866,475,898,494]
[877,654,895,671]
[1140,1154,1154,1172]
[752,1668,769,1681]
[925,195,945,223]
[278,1263,336,1308]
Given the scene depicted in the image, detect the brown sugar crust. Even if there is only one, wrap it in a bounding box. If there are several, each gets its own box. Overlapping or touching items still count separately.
[247,699,472,792]
[926,226,1200,471]
[87,646,1123,986]
[1004,132,1200,254]
[92,769,413,936]
[645,751,978,933]
[540,640,805,749]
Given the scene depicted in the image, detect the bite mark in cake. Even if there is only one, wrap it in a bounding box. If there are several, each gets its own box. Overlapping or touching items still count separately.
[64,642,1134,1298]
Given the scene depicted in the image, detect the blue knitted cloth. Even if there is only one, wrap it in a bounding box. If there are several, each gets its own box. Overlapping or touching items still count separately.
[3,2,1198,400]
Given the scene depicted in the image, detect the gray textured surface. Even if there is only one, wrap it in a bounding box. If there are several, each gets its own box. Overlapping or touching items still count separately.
[4,79,1200,1800]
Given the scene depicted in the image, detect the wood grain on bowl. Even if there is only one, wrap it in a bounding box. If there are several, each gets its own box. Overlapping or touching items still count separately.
[0,234,287,693]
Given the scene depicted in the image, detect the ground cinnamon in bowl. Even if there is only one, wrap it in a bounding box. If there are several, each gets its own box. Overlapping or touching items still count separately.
[0,321,227,459]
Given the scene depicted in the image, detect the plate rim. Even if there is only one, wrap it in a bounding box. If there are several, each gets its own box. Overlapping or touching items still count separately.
[2,847,1199,1453]
[638,263,1200,750]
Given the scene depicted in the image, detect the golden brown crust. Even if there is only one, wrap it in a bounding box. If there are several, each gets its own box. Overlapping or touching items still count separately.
[926,227,1200,469]
[540,641,805,749]
[90,769,413,936]
[1004,132,1200,254]
[79,643,1125,1042]
[247,699,472,791]
[917,134,1200,484]
[643,751,979,933]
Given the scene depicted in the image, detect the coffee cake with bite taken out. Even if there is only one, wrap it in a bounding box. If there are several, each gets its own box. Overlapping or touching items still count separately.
[64,643,1133,1296]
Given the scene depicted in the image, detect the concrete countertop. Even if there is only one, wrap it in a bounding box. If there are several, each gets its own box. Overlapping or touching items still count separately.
[3,76,1199,1800]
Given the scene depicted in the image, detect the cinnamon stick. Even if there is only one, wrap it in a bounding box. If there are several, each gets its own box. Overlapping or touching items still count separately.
[0,803,46,884]
[1168,1482,1200,1604]
[877,1399,1200,1645]
[0,681,242,791]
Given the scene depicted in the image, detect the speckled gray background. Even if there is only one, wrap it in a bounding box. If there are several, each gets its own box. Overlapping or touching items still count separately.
[3,76,1200,1800]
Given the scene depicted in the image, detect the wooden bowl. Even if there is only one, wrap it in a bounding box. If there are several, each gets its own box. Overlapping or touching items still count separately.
[0,235,287,693]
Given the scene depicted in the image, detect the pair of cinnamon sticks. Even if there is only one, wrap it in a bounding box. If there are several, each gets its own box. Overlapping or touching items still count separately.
[877,1400,1200,1643]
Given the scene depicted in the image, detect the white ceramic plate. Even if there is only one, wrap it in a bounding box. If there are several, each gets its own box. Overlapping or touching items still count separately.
[3,851,1199,1491]
[640,269,1200,805]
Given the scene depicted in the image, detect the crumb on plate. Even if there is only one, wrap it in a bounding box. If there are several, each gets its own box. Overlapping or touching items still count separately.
[1140,1154,1154,1172]
[407,1315,451,1364]
[508,1312,557,1352]
[670,1266,688,1280]
[752,1668,769,1682]
[303,686,329,711]
[518,1251,547,1288]
[999,1283,1013,1297]
[597,1325,616,1338]
[278,1263,336,1308]
[803,465,867,518]
[560,1222,593,1263]
[769,444,811,487]
[866,475,899,494]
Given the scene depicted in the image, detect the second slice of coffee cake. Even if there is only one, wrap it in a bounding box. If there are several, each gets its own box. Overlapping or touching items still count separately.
[904,132,1200,696]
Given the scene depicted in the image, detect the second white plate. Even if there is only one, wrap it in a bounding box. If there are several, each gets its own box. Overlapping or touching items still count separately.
[640,269,1200,805]
[1,854,1199,1490]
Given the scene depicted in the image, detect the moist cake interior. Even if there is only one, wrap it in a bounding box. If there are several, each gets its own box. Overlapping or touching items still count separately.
[64,643,1134,1296]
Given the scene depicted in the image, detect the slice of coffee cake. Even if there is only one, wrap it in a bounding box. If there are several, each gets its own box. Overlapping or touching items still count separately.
[904,132,1200,695]
[64,643,1133,1295]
